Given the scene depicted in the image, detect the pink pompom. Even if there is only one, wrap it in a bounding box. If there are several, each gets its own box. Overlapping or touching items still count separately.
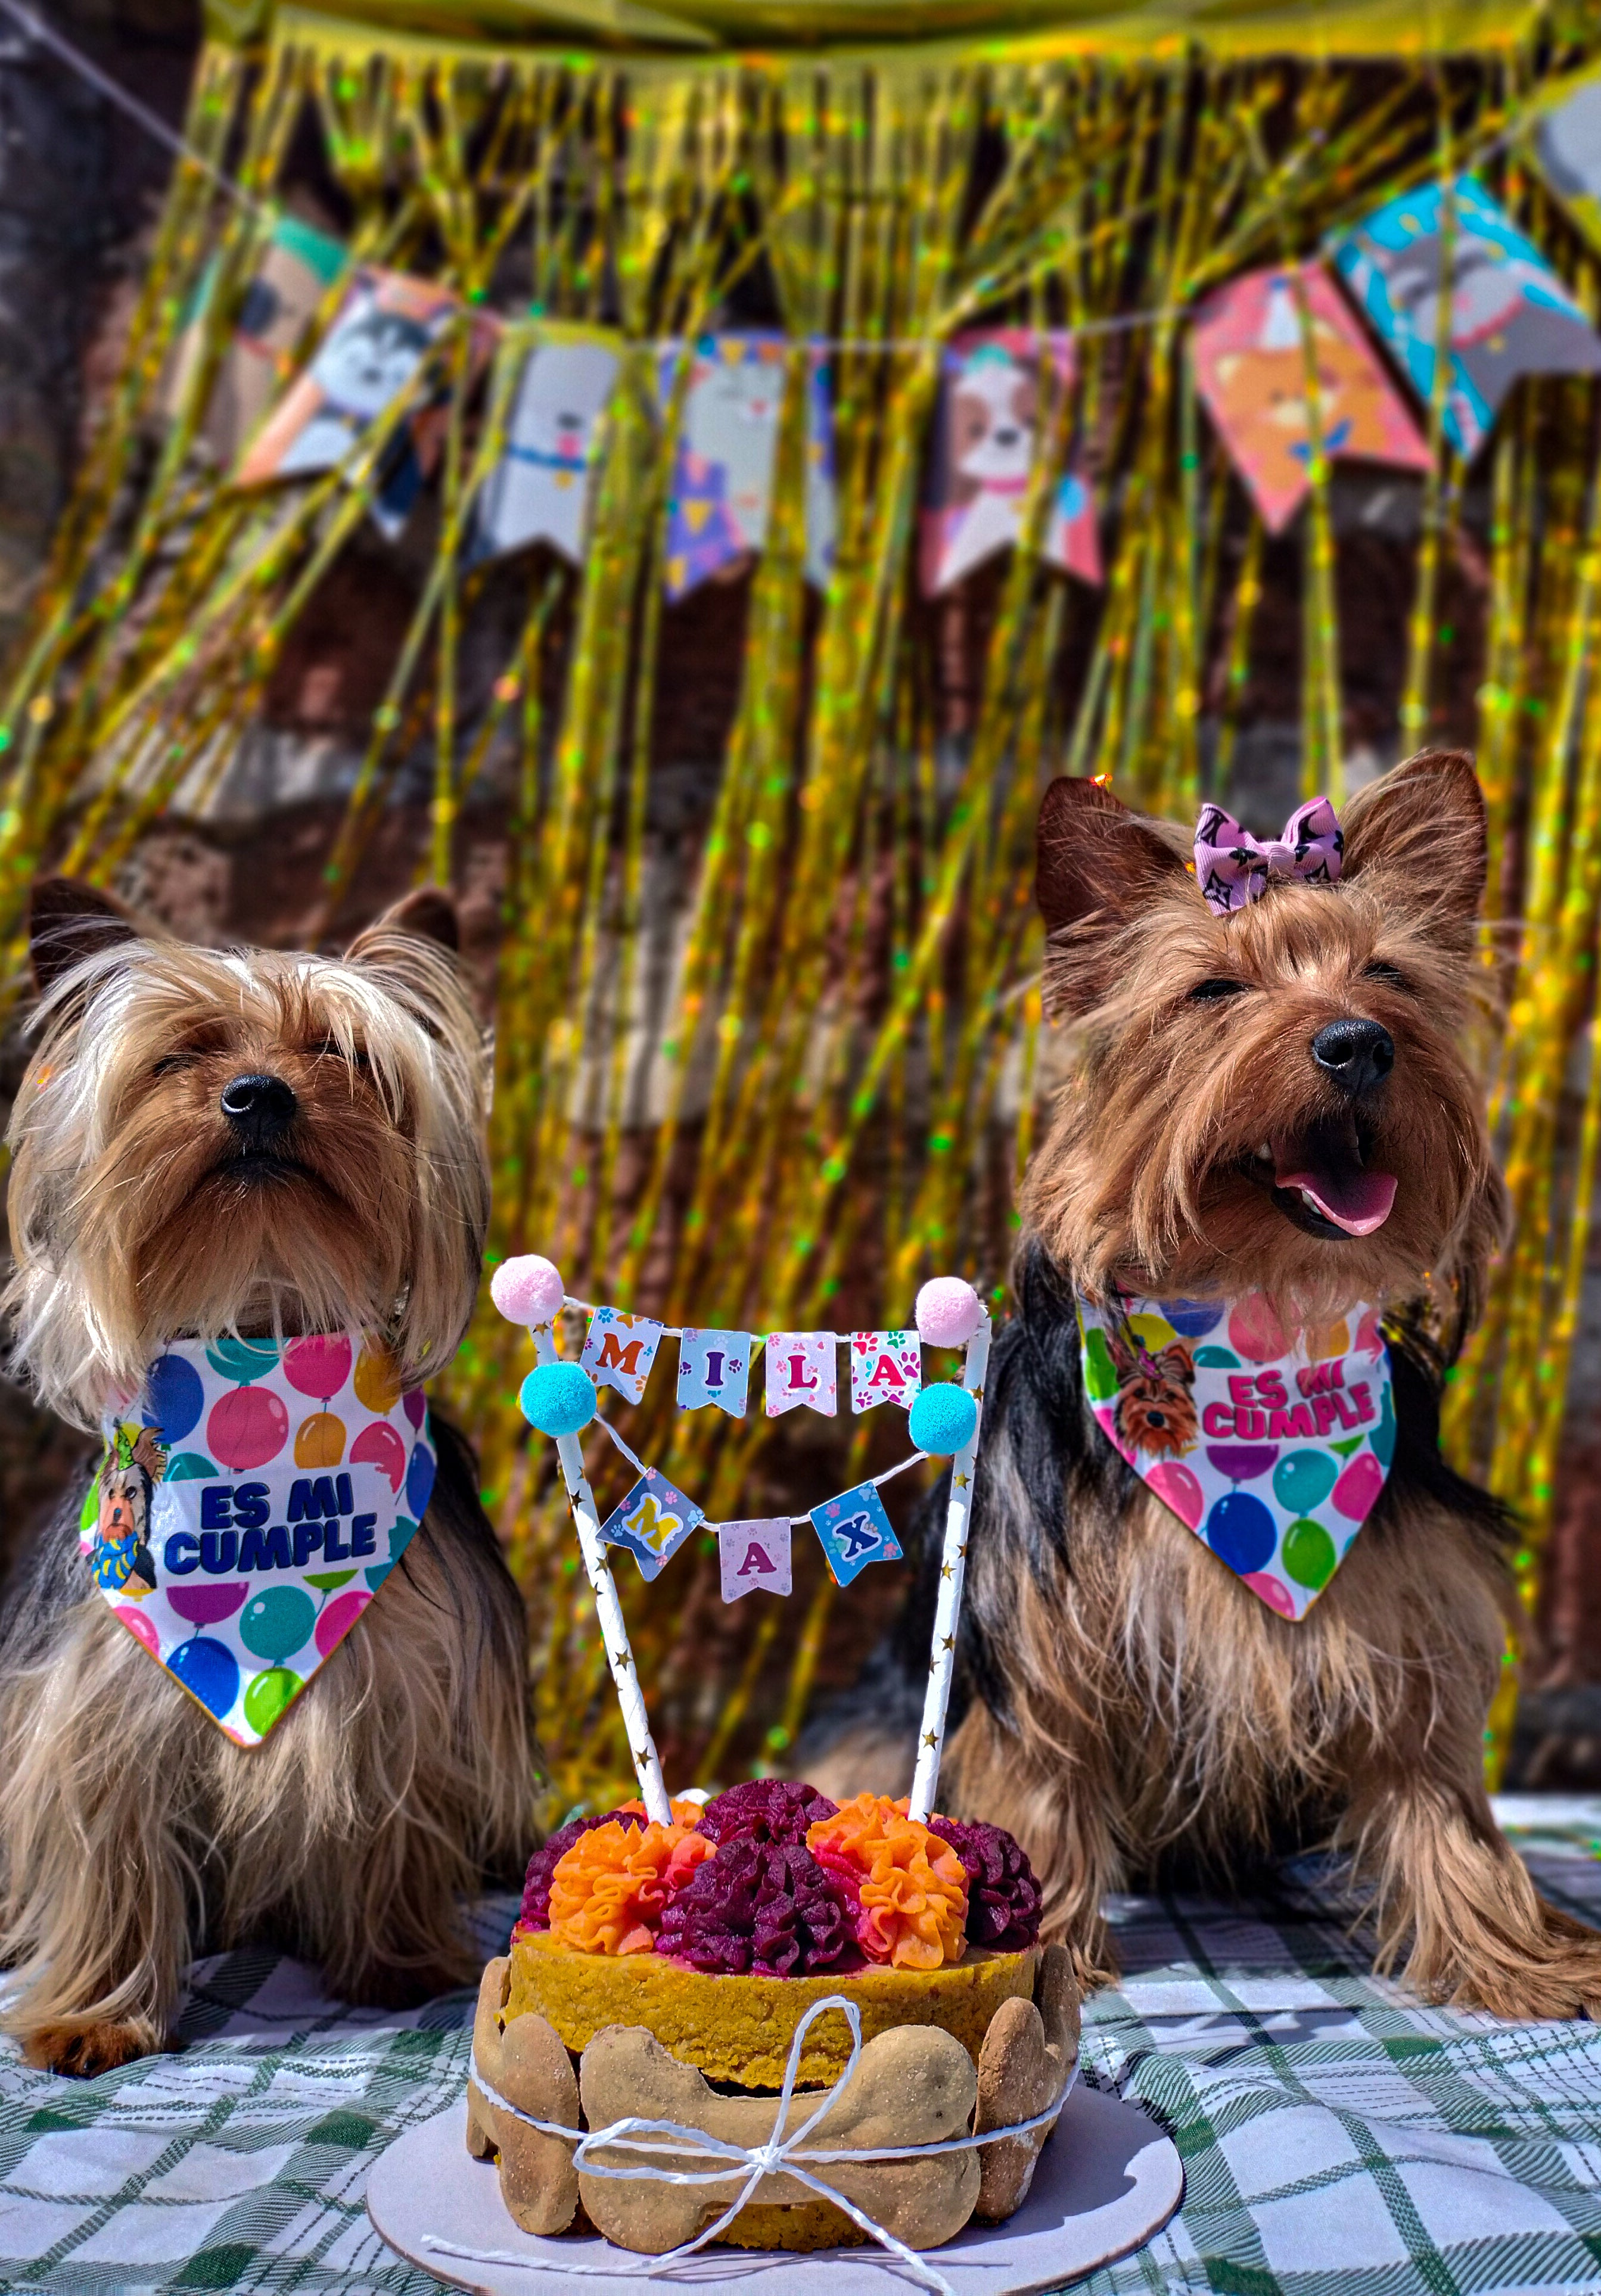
[915,1277,984,1349]
[490,1255,566,1327]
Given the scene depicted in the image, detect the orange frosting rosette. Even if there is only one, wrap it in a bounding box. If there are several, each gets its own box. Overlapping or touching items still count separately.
[619,1796,708,1827]
[806,1793,968,1970]
[547,1820,715,1955]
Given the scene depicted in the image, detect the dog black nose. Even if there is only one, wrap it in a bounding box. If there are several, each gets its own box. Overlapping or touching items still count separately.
[220,1072,297,1141]
[1311,1018,1394,1096]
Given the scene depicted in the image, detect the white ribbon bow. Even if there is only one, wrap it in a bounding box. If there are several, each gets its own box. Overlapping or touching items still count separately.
[423,1990,1077,2294]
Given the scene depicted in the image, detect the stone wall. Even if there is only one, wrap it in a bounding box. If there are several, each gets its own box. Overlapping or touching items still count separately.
[0,0,198,651]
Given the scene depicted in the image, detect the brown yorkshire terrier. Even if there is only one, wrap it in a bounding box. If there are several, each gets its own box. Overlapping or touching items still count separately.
[809,749,1601,2020]
[0,878,533,2075]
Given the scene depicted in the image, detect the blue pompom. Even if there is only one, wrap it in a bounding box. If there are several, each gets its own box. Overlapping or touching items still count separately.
[520,1362,596,1438]
[909,1381,977,1457]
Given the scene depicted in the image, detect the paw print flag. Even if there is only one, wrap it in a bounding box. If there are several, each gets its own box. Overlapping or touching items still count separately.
[849,1330,922,1414]
[810,1481,903,1589]
[764,1330,837,1418]
[601,1466,704,1583]
[1191,265,1429,533]
[580,1306,666,1406]
[472,328,619,565]
[677,1328,751,1416]
[920,331,1102,597]
[1532,71,1601,259]
[1330,175,1601,460]
[718,1517,792,1601]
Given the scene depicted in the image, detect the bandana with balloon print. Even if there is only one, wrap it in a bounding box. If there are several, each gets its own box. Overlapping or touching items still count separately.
[83,1331,434,1745]
[1075,1288,1394,1620]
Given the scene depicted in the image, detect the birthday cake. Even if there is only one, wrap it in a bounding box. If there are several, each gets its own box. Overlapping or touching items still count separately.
[468,1782,1075,2253]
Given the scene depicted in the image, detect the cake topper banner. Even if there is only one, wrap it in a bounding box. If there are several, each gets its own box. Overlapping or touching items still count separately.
[581,1379,931,1590]
[559,1298,970,1420]
[492,1259,991,1822]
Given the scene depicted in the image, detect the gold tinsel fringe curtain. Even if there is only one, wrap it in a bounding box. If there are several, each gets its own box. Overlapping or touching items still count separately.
[10,11,1601,1807]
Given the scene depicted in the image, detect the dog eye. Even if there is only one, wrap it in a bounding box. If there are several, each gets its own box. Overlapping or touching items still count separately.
[1362,959,1413,993]
[151,1054,199,1077]
[1189,978,1248,1001]
[309,1035,371,1071]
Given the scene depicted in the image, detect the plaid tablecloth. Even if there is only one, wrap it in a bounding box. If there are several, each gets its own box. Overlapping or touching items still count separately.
[4,1797,1601,2294]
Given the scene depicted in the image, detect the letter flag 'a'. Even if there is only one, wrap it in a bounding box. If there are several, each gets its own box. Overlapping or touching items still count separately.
[717,1517,791,1601]
[849,1329,922,1413]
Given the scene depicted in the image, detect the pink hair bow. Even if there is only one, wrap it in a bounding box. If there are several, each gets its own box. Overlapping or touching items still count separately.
[1193,796,1344,916]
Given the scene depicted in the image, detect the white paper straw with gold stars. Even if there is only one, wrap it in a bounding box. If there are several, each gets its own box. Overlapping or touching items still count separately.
[529,1318,673,1824]
[907,1311,991,1823]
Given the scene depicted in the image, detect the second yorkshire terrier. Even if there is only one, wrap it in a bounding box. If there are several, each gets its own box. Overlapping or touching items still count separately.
[0,879,533,2075]
[811,749,1601,2019]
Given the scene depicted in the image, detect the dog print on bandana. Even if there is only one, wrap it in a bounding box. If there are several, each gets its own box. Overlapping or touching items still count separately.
[1077,1289,1394,1620]
[84,1332,432,1746]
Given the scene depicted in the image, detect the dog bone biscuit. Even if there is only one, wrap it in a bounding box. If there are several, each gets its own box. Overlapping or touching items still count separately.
[1036,1939,1083,2061]
[576,2018,978,2254]
[974,1942,1081,2222]
[468,1954,582,2235]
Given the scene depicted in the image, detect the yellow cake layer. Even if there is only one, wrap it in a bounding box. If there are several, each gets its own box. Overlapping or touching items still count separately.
[506,1930,1037,2089]
[718,2199,864,2250]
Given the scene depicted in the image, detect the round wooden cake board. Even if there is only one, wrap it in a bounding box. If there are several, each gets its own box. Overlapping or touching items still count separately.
[366,2083,1183,2295]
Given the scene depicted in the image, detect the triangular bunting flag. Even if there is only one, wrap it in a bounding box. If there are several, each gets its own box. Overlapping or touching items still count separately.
[601,1467,703,1583]
[580,1307,666,1405]
[810,1480,903,1589]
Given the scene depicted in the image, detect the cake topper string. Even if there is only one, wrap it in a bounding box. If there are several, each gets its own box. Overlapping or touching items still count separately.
[492,1257,990,1824]
[430,1990,1077,2294]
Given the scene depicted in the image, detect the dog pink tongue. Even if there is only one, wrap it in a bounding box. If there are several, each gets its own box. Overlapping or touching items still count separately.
[1276,1162,1397,1237]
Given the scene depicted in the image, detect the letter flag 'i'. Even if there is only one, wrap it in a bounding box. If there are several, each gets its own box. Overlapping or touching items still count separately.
[678,1329,751,1416]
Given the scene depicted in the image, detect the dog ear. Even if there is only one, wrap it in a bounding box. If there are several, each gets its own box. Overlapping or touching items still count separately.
[343,889,462,987]
[343,888,471,1049]
[28,876,146,997]
[1338,749,1486,947]
[349,886,460,957]
[1036,779,1189,941]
